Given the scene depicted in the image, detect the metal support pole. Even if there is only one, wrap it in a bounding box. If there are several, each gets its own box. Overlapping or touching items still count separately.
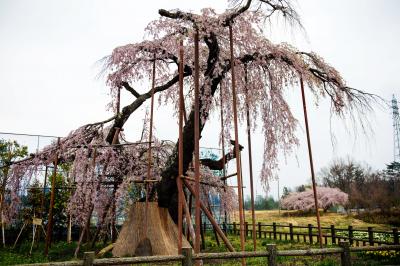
[219,84,228,227]
[244,65,257,251]
[194,30,201,262]
[36,165,48,243]
[229,24,246,263]
[144,54,156,238]
[177,39,184,254]
[44,137,60,256]
[300,77,323,248]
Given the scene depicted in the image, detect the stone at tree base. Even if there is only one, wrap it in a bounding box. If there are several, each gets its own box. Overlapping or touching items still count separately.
[113,202,191,257]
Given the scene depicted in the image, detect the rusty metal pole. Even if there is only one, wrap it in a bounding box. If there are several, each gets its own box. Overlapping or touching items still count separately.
[194,30,201,262]
[177,39,184,254]
[111,87,121,243]
[44,137,60,256]
[244,66,257,251]
[229,24,246,264]
[300,77,323,248]
[144,54,156,237]
[219,85,228,228]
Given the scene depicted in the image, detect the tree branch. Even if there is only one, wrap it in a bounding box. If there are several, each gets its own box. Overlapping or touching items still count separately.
[106,68,192,143]
[121,82,141,98]
[159,9,197,25]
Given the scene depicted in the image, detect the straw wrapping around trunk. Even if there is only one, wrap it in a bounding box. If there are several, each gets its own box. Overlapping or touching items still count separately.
[113,202,191,257]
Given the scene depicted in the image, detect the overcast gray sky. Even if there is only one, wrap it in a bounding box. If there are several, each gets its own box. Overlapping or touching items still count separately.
[0,0,399,199]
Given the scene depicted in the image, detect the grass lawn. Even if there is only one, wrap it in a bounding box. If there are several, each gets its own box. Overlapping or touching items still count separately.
[1,235,399,265]
[0,211,397,265]
[232,210,392,231]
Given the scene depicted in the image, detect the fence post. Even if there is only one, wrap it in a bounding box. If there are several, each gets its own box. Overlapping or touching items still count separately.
[245,222,249,237]
[258,222,262,239]
[289,223,294,241]
[331,225,336,245]
[266,244,277,266]
[308,224,313,244]
[233,222,237,235]
[393,228,399,245]
[348,225,353,246]
[182,247,193,266]
[339,241,351,266]
[223,222,227,234]
[273,222,277,240]
[83,252,95,266]
[368,227,374,246]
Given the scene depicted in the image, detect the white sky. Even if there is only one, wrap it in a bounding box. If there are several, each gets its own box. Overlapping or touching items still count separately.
[0,0,399,200]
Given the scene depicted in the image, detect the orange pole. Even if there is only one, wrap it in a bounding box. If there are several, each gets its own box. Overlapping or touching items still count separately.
[229,24,246,264]
[300,76,323,248]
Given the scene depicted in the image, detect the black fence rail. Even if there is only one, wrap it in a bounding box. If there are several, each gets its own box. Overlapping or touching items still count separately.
[203,222,399,246]
[15,243,400,266]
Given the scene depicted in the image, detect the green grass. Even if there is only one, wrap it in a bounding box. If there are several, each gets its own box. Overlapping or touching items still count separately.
[0,241,109,265]
[0,209,398,266]
[1,236,399,266]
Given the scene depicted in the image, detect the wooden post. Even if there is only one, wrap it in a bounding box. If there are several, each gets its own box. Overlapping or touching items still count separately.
[245,222,249,237]
[233,222,237,235]
[368,227,374,246]
[308,224,313,244]
[223,222,227,234]
[266,244,277,266]
[83,251,95,266]
[258,222,262,239]
[44,138,60,256]
[339,241,351,266]
[331,225,336,245]
[289,223,294,241]
[182,247,193,266]
[348,226,353,246]
[273,222,277,240]
[393,228,399,245]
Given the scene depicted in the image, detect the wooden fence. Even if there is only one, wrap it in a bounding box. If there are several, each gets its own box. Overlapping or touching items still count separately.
[16,243,400,266]
[204,222,399,246]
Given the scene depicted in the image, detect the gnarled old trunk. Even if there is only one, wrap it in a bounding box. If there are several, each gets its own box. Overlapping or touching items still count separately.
[157,33,224,223]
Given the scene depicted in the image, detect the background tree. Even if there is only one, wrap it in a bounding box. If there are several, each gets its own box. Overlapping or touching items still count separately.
[244,195,278,210]
[281,187,348,212]
[282,186,291,199]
